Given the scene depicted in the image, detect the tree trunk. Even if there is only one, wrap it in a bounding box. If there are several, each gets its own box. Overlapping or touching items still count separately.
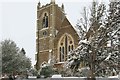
[88,51,96,80]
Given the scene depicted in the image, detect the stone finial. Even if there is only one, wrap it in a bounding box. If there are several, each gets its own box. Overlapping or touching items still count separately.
[37,1,41,9]
[38,1,40,6]
[61,3,64,11]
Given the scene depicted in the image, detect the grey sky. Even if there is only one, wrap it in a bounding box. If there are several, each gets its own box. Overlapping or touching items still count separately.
[0,0,108,66]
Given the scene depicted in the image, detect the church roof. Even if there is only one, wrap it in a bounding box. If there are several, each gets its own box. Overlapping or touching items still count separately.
[61,17,72,27]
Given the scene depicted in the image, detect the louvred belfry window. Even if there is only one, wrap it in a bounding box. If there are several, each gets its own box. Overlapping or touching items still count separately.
[42,13,48,28]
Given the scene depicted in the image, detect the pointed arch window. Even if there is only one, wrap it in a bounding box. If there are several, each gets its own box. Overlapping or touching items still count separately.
[42,13,48,28]
[58,34,74,62]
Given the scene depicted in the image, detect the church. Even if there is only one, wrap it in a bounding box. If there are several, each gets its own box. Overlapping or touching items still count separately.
[35,0,79,70]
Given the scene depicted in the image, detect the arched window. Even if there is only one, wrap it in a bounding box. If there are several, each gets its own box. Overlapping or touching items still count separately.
[42,13,48,28]
[58,34,74,62]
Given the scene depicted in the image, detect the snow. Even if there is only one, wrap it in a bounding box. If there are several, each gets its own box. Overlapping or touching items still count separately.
[79,39,90,45]
[63,77,80,78]
[105,53,111,60]
[49,49,52,52]
[52,76,86,78]
[108,75,118,78]
[81,67,90,70]
[48,59,51,64]
[56,62,65,64]
[51,76,119,79]
[40,27,49,31]
[28,76,36,78]
[73,55,77,59]
[51,75,62,78]
[69,60,74,65]
[107,40,111,47]
[100,25,106,29]
[111,27,120,36]
[50,34,52,36]
[41,62,49,68]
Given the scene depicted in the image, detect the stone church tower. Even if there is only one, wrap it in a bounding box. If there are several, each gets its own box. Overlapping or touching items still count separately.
[36,0,79,70]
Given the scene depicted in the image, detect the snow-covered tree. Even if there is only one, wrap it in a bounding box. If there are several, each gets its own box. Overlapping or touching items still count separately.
[37,62,53,78]
[91,0,120,77]
[17,50,31,72]
[1,39,20,74]
[64,1,106,77]
[76,7,89,40]
[1,39,31,74]
[94,0,120,76]
[65,0,120,79]
[76,1,106,40]
[103,0,120,75]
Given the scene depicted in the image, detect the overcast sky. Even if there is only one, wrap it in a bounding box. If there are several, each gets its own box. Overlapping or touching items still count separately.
[0,0,109,67]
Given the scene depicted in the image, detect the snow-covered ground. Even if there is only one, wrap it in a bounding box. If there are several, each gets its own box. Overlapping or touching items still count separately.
[108,75,119,78]
[51,75,119,80]
[28,76,36,78]
[51,75,62,78]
